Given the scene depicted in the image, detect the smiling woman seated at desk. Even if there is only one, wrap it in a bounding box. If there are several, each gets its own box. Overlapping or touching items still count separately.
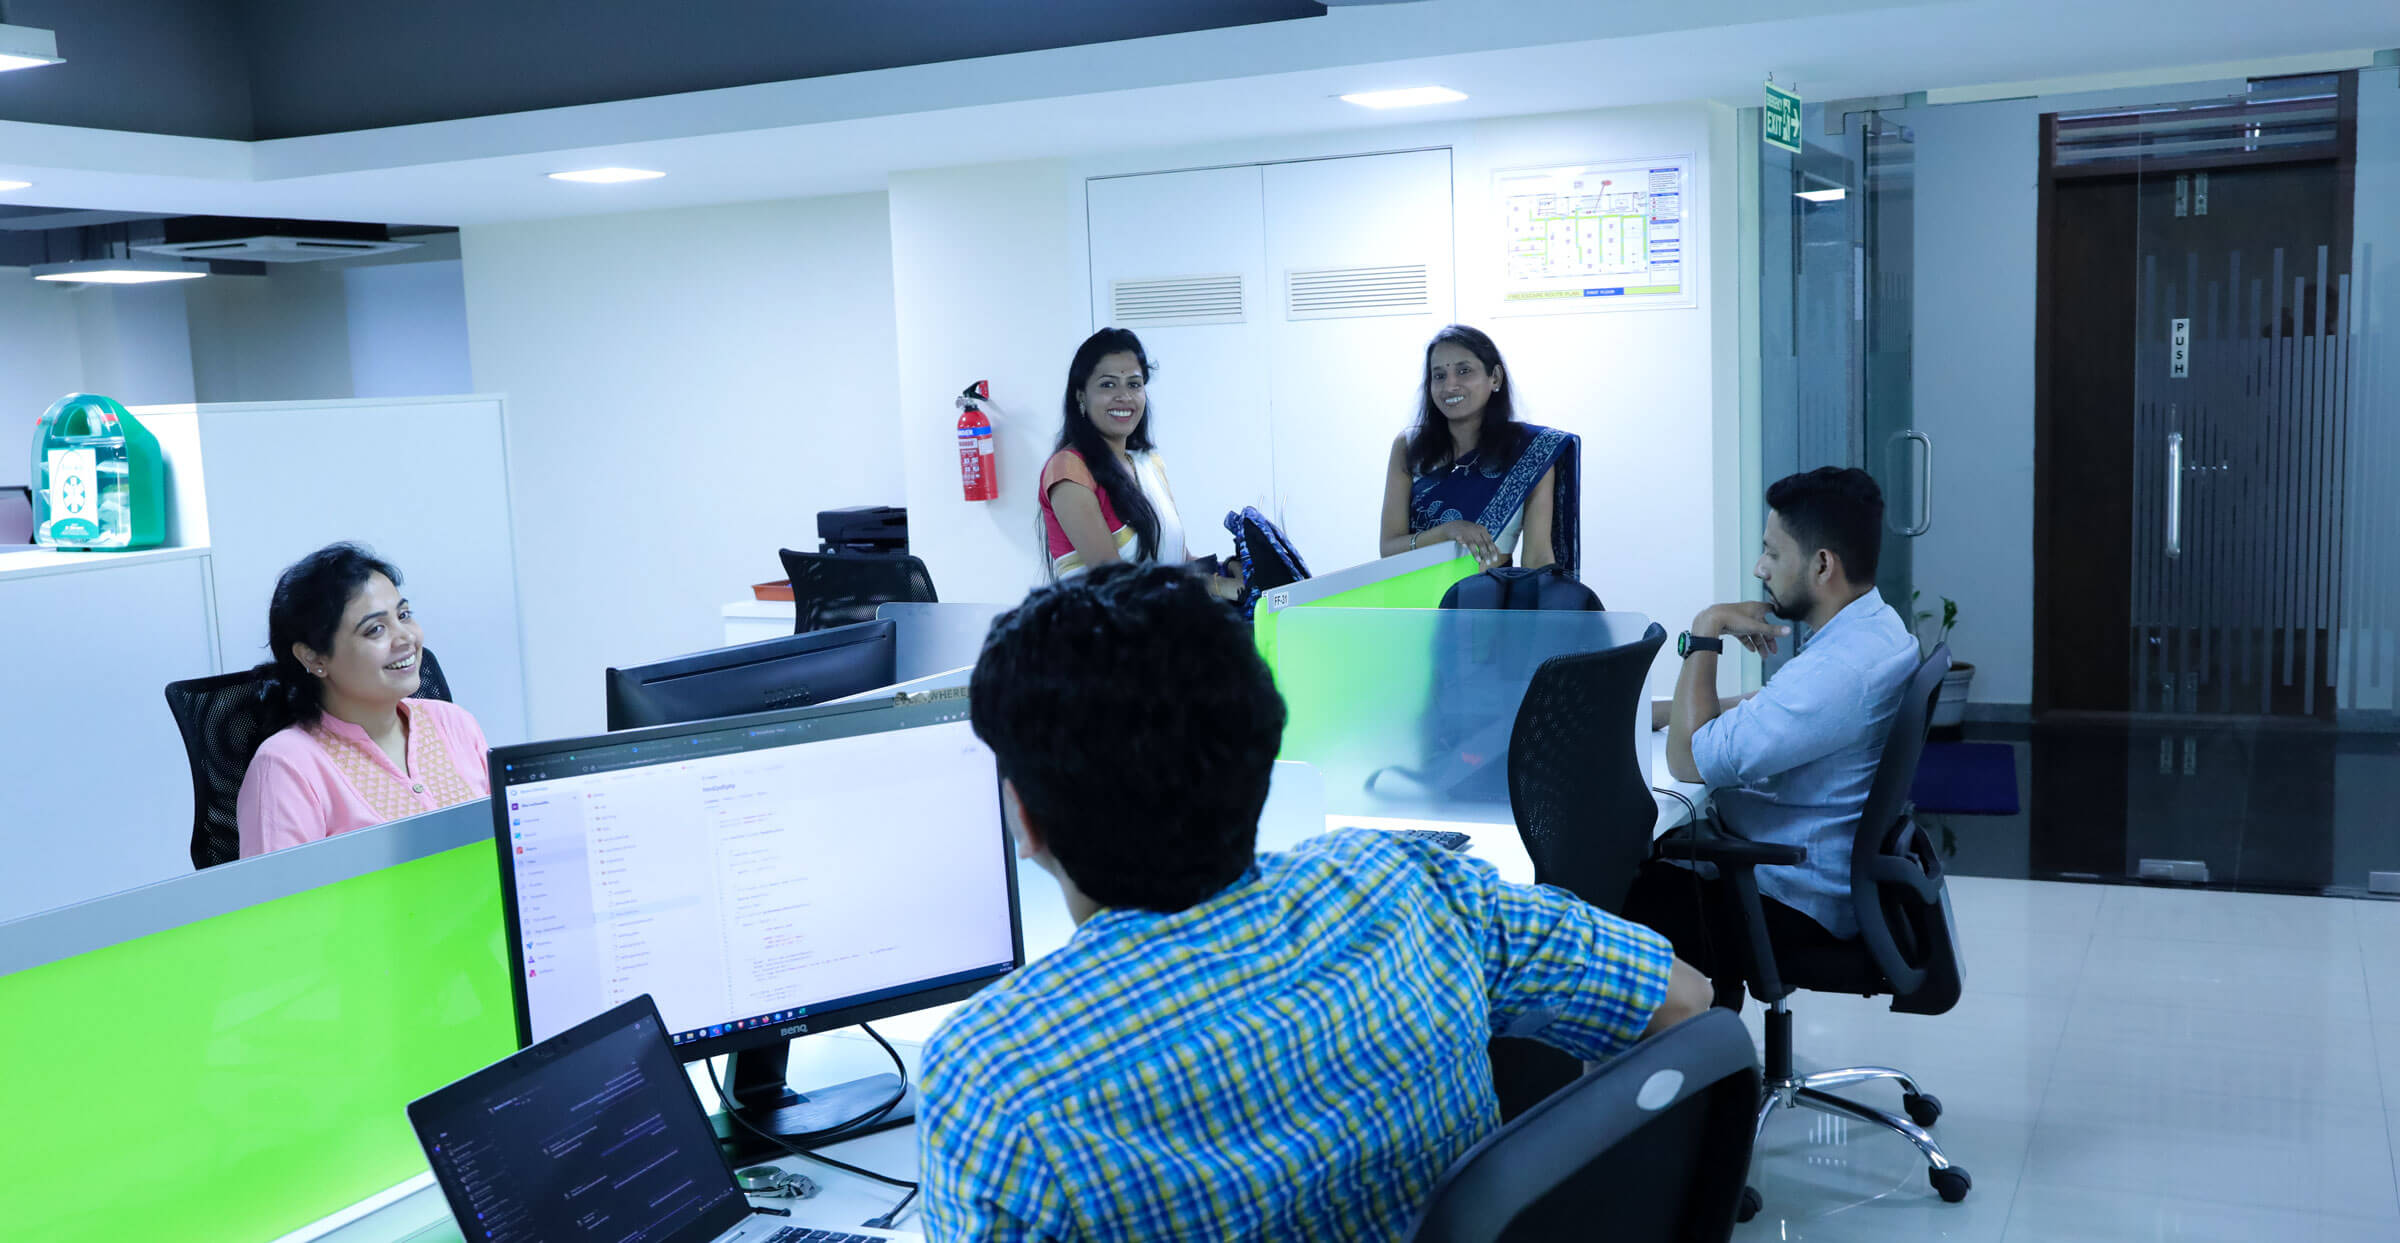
[236,542,490,858]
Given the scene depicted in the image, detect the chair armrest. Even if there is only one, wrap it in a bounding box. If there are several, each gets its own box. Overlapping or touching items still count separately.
[1655,834,1807,870]
[1650,830,1805,1005]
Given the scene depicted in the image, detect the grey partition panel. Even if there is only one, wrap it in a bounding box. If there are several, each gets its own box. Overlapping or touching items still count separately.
[1275,609,1655,824]
[0,550,220,922]
[877,601,1010,681]
[196,398,528,745]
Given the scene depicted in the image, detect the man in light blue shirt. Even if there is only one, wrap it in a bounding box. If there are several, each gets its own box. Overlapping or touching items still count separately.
[1629,466,1921,1007]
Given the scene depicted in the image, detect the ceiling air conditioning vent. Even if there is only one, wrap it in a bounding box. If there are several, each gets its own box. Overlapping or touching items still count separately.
[133,216,421,264]
[1286,263,1429,320]
[1110,274,1244,327]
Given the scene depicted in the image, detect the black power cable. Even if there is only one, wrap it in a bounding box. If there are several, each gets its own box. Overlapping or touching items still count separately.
[705,1023,922,1229]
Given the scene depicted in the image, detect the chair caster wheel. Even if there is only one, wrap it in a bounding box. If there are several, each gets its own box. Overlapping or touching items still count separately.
[1929,1166,1972,1203]
[1902,1091,1942,1127]
[1737,1185,1762,1222]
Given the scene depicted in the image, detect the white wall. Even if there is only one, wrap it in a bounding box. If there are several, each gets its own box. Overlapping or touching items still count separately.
[0,275,200,488]
[343,258,473,398]
[73,284,198,411]
[461,193,904,737]
[183,267,358,403]
[891,103,1746,698]
[889,161,1086,605]
[0,276,89,489]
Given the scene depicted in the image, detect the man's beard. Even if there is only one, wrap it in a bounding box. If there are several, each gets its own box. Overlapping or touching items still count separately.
[1764,581,1813,622]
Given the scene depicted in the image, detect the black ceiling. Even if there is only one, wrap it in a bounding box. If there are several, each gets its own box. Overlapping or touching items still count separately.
[0,0,1326,141]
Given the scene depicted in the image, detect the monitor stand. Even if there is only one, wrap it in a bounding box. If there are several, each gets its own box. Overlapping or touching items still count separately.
[711,1036,919,1160]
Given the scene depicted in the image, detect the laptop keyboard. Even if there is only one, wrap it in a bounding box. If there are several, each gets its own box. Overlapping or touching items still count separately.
[1378,827,1472,851]
[763,1228,891,1242]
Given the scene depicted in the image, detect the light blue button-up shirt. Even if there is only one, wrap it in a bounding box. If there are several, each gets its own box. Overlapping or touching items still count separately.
[1691,590,1920,938]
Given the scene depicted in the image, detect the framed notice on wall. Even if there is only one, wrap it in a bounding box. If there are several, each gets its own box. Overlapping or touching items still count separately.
[1493,156,1696,314]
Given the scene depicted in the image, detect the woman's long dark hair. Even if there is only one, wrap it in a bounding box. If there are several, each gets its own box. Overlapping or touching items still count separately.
[253,542,403,732]
[1056,327,1161,561]
[1406,324,1531,477]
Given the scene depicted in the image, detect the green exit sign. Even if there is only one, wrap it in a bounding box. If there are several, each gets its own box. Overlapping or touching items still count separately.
[1764,81,1802,153]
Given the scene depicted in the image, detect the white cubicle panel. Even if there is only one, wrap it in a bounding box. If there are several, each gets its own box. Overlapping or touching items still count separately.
[875,601,1010,682]
[191,396,529,745]
[0,547,219,921]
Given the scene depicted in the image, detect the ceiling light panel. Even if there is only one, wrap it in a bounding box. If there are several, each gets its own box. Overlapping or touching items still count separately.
[0,22,62,72]
[547,167,666,184]
[31,259,209,285]
[1339,86,1467,110]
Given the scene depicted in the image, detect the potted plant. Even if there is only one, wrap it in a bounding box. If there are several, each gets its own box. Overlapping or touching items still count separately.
[1913,590,1974,728]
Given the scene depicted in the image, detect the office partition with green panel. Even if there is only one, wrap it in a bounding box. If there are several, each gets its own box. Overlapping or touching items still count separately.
[1271,607,1657,824]
[1252,542,1479,674]
[0,800,513,1243]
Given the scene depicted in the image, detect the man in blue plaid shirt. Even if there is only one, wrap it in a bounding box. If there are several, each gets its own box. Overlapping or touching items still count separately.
[919,563,1709,1239]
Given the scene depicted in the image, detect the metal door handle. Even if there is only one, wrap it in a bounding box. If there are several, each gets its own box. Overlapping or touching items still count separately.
[2165,432,2183,559]
[1888,431,1932,536]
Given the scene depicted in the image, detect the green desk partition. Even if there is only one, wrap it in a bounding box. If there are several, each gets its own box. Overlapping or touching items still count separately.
[0,801,512,1243]
[1270,608,1657,823]
[1253,543,1479,678]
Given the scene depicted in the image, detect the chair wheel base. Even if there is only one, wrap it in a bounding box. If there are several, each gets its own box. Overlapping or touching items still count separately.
[1903,1091,1942,1128]
[1737,1185,1763,1222]
[1930,1166,1972,1203]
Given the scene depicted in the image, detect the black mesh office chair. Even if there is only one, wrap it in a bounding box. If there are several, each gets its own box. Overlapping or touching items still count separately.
[777,549,937,633]
[1487,623,1670,1118]
[164,649,454,870]
[1409,1009,1762,1243]
[1659,645,1969,1217]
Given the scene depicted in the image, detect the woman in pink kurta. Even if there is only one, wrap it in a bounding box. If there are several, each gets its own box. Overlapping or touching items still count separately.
[235,543,491,858]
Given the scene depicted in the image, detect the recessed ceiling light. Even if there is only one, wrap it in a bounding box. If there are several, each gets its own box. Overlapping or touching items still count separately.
[0,180,31,192]
[1794,188,1848,203]
[0,22,63,72]
[31,259,209,285]
[548,167,666,184]
[1339,86,1467,110]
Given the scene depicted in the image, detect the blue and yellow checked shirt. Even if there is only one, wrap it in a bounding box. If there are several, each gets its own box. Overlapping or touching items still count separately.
[917,830,1674,1240]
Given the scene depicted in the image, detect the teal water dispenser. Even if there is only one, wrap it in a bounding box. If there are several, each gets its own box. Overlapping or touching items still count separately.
[30,393,166,550]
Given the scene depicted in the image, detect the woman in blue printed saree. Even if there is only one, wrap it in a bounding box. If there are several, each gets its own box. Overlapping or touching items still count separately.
[1377,324,1581,577]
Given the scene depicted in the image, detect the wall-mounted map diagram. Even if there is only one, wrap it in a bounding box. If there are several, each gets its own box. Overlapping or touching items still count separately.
[1495,157,1694,313]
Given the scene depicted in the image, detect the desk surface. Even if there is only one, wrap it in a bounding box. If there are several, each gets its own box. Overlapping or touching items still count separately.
[324,742,1710,1241]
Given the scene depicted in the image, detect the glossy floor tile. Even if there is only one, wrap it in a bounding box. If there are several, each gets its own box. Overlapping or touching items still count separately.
[1730,877,2400,1241]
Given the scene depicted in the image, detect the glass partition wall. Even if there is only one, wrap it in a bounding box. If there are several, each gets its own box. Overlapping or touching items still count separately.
[1750,67,2400,897]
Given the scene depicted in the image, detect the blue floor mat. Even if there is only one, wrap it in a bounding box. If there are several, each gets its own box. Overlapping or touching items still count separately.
[1911,741,2020,815]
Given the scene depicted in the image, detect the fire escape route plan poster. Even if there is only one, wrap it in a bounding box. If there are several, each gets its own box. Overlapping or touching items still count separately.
[1495,157,1695,313]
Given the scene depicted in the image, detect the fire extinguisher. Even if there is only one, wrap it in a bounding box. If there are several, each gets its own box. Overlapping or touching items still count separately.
[956,380,999,502]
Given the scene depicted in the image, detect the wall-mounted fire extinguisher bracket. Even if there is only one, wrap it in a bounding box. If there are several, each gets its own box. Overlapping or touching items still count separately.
[956,380,998,503]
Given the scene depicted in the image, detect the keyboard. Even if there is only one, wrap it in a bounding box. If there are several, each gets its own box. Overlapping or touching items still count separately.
[1377,827,1472,851]
[762,1229,895,1242]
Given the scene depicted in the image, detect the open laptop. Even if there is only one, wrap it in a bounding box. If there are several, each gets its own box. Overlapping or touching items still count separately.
[409,995,916,1242]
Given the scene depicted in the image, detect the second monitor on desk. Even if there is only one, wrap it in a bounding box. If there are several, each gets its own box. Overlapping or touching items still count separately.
[605,619,897,730]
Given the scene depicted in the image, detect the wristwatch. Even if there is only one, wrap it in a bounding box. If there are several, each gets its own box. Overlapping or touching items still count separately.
[1677,632,1724,659]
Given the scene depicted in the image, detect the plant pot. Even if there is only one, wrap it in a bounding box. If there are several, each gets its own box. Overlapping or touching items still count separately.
[1929,662,1975,729]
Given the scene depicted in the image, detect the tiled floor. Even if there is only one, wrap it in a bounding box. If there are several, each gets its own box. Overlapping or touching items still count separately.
[1732,876,2400,1241]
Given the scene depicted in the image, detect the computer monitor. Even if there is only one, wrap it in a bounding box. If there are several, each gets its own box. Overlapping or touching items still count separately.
[488,688,1022,1150]
[604,618,897,731]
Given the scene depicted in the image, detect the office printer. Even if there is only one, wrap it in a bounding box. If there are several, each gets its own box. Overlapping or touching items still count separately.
[817,505,908,555]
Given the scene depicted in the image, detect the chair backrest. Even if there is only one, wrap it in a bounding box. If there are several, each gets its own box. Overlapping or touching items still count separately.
[1439,566,1601,612]
[1848,643,1964,1015]
[164,649,456,870]
[1408,1009,1761,1243]
[1507,624,1667,915]
[777,549,937,633]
